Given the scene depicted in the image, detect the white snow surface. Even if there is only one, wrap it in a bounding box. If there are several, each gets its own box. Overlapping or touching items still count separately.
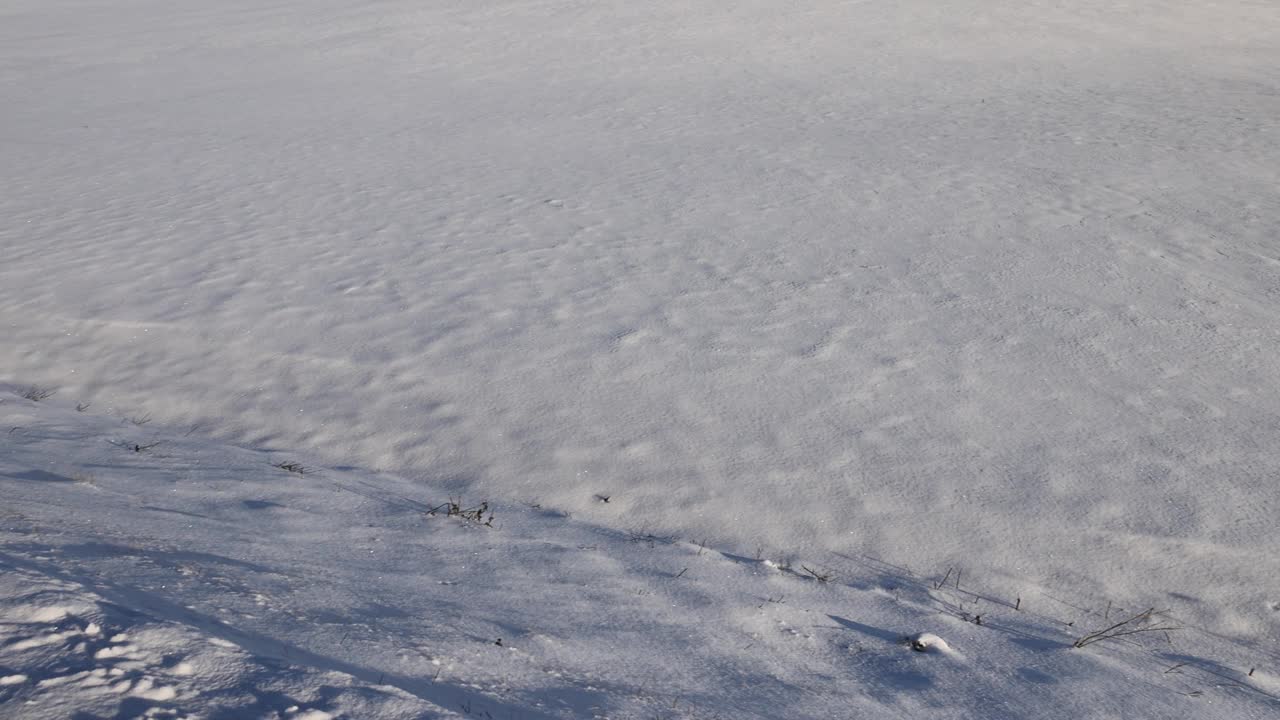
[3,0,1280,714]
[3,397,1279,719]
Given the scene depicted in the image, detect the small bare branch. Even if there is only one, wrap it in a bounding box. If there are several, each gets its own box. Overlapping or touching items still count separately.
[427,498,494,526]
[934,567,953,590]
[273,461,310,475]
[802,565,833,583]
[107,438,164,453]
[1074,607,1179,648]
[22,386,56,402]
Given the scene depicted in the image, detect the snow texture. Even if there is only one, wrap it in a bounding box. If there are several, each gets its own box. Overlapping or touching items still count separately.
[3,0,1280,716]
[2,397,1279,718]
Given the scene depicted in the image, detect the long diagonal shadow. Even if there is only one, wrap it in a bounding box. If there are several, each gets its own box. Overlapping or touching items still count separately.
[828,614,904,644]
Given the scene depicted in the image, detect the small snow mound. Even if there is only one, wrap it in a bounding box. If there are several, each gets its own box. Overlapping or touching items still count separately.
[284,707,333,720]
[10,629,77,651]
[24,605,77,623]
[908,632,954,655]
[130,677,177,701]
[1250,669,1279,694]
[95,643,138,659]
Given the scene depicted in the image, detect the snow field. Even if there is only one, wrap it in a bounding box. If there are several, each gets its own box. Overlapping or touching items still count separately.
[3,394,1280,717]
[4,0,1280,715]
